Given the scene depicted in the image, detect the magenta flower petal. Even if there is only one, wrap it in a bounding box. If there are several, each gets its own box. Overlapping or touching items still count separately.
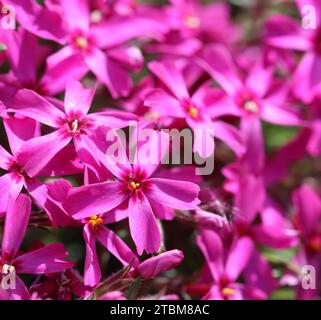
[0,287,9,300]
[293,184,321,236]
[2,194,31,261]
[96,226,139,267]
[3,116,40,155]
[28,179,74,228]
[12,89,65,127]
[308,120,321,156]
[64,80,95,116]
[147,178,200,210]
[90,15,166,49]
[244,249,277,295]
[245,63,273,98]
[41,46,88,95]
[201,45,243,95]
[192,127,215,158]
[225,237,254,282]
[235,174,265,226]
[38,144,84,177]
[197,229,224,283]
[137,250,184,279]
[16,130,72,178]
[241,117,265,174]
[14,243,73,274]
[60,0,90,32]
[293,52,321,103]
[0,145,12,170]
[252,224,299,249]
[0,173,24,215]
[9,0,68,43]
[83,224,101,287]
[144,89,185,117]
[83,127,132,179]
[91,110,137,128]
[107,46,143,72]
[213,120,244,156]
[148,61,189,99]
[254,200,299,249]
[85,48,132,98]
[128,193,160,255]
[2,28,37,84]
[261,102,302,126]
[4,275,30,300]
[264,14,311,51]
[64,181,128,219]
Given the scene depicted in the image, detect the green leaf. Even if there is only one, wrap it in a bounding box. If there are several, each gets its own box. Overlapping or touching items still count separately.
[271,288,296,300]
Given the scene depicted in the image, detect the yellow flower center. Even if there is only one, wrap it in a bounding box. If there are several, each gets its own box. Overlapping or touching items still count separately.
[88,215,104,228]
[244,101,259,113]
[221,287,235,296]
[130,181,141,190]
[75,37,88,49]
[188,106,199,118]
[184,15,200,29]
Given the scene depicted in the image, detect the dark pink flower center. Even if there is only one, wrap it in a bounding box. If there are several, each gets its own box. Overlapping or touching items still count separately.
[181,98,201,120]
[70,32,95,53]
[57,111,94,136]
[219,275,235,299]
[8,159,28,180]
[121,167,149,193]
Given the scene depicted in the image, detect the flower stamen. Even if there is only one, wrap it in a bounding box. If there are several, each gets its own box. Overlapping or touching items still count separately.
[130,181,141,190]
[243,101,259,113]
[70,119,79,133]
[88,215,104,228]
[221,287,235,296]
[184,16,200,29]
[188,106,199,119]
[75,37,88,50]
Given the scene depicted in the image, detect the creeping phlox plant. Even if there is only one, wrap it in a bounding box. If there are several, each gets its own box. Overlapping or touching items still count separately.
[0,0,320,300]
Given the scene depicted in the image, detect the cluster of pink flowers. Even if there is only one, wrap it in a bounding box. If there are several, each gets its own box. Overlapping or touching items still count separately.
[0,0,320,300]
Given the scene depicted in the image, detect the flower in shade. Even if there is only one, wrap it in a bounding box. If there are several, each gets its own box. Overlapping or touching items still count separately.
[30,269,87,300]
[144,61,244,157]
[0,194,73,300]
[196,228,267,300]
[200,45,302,172]
[8,0,166,97]
[0,28,86,106]
[264,0,321,103]
[293,184,321,259]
